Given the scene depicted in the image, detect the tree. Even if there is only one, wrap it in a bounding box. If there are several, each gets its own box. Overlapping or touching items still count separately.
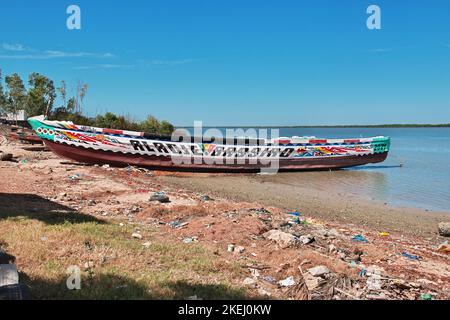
[76,81,88,113]
[0,69,7,115]
[67,97,76,113]
[95,112,122,129]
[5,73,27,115]
[26,73,56,116]
[57,80,67,110]
[159,120,175,135]
[139,115,160,134]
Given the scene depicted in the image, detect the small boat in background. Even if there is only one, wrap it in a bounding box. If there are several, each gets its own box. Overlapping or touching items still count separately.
[28,116,390,172]
[0,122,43,145]
[8,131,43,145]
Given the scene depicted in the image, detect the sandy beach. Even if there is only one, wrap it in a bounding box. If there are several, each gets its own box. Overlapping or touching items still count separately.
[158,172,450,239]
[1,140,450,300]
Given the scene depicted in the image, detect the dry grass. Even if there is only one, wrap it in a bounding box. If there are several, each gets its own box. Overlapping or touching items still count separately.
[0,211,250,299]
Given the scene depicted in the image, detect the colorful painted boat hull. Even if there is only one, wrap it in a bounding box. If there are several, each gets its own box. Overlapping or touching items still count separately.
[28,116,390,172]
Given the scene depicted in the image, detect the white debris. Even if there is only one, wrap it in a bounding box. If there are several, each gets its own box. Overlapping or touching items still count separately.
[278,276,296,287]
[132,232,143,239]
[308,265,330,277]
[243,277,257,287]
[263,230,299,247]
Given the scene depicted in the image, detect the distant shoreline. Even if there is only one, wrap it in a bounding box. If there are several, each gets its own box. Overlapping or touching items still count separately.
[178,124,450,129]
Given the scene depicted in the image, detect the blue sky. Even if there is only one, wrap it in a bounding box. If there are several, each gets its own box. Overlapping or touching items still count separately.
[0,0,449,126]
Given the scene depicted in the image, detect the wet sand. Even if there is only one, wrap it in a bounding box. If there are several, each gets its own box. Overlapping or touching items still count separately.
[158,171,450,238]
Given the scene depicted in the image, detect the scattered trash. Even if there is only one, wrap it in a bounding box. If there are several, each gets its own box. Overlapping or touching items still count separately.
[263,229,299,247]
[149,192,170,203]
[359,268,367,277]
[131,232,143,239]
[436,242,450,254]
[200,195,214,201]
[366,273,382,291]
[142,242,152,248]
[438,222,450,237]
[243,277,257,287]
[278,276,296,287]
[402,252,419,261]
[303,272,321,291]
[308,265,330,277]
[234,246,245,254]
[262,275,276,284]
[420,293,433,301]
[287,211,303,224]
[168,220,189,229]
[249,268,260,278]
[183,237,198,244]
[352,235,369,243]
[299,234,315,245]
[68,173,82,181]
[249,208,271,215]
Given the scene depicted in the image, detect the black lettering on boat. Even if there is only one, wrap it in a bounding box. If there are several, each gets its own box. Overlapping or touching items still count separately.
[154,143,169,154]
[166,143,182,154]
[225,147,236,157]
[141,141,156,152]
[179,144,192,155]
[130,140,145,151]
[191,145,203,156]
[248,147,260,157]
[280,148,295,158]
[236,147,248,157]
[270,148,281,158]
[259,148,271,158]
[211,146,224,157]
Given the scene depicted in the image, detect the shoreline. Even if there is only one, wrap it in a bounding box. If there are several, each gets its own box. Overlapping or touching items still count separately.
[157,172,450,239]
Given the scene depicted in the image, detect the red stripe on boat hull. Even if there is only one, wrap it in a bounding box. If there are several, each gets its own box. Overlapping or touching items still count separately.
[44,140,388,172]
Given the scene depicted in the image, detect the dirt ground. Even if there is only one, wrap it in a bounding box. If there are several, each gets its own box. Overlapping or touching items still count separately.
[1,140,449,300]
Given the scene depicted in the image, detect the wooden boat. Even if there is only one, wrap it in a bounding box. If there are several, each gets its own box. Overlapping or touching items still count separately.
[0,123,43,145]
[9,132,43,145]
[28,116,390,172]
